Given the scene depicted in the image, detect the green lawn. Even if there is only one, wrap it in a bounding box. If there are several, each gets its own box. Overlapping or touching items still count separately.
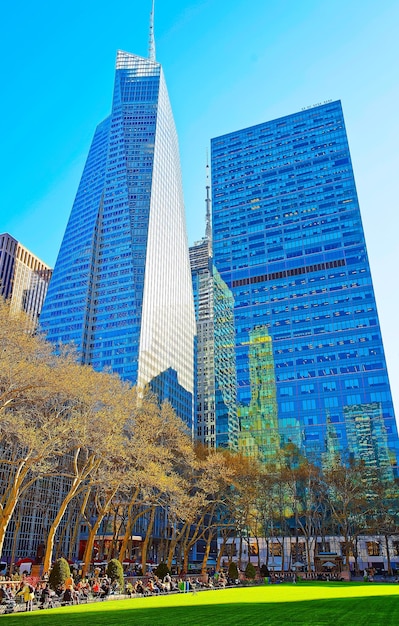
[4,582,399,625]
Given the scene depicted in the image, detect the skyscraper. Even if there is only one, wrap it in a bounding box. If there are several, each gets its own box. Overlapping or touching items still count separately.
[0,233,52,326]
[40,44,196,426]
[211,100,399,472]
[189,169,238,449]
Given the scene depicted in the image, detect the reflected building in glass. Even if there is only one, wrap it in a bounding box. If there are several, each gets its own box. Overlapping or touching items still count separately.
[344,402,394,482]
[238,326,281,462]
[189,173,238,449]
[213,268,239,449]
[40,50,196,427]
[211,100,399,473]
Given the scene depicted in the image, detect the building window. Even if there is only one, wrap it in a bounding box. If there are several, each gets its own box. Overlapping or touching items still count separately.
[225,543,237,557]
[366,541,380,557]
[316,542,331,554]
[340,542,354,557]
[291,542,305,559]
[270,543,282,557]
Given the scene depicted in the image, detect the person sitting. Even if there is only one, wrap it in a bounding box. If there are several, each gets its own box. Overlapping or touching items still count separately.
[62,587,73,605]
[100,580,110,601]
[134,580,145,596]
[125,581,133,597]
[71,586,80,605]
[92,580,101,599]
[39,583,52,609]
[163,572,172,591]
[79,582,90,603]
[218,572,227,588]
[154,576,166,593]
[111,580,119,595]
[1,585,16,614]
[146,579,159,594]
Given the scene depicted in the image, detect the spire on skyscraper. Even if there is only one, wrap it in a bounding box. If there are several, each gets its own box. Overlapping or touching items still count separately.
[205,153,212,256]
[149,0,156,61]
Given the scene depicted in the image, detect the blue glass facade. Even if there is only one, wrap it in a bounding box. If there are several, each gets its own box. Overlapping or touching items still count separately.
[41,51,196,427]
[211,100,399,471]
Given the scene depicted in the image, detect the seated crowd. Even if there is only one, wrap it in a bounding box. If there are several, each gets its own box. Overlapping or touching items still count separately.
[0,567,235,612]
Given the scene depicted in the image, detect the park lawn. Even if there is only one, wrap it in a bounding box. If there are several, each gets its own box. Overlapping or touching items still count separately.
[3,582,399,625]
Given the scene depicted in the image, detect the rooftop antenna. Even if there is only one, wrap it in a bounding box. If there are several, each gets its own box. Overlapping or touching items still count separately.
[148,0,156,61]
[205,150,212,257]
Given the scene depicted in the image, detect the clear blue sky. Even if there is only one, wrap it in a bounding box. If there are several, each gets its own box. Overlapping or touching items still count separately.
[1,0,398,416]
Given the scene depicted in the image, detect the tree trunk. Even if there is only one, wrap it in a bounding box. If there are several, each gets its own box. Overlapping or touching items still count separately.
[43,481,81,574]
[117,490,140,562]
[118,509,146,562]
[141,507,156,575]
[9,511,22,576]
[98,514,109,559]
[81,491,116,577]
[158,536,166,563]
[55,504,75,560]
[256,536,261,569]
[344,532,350,570]
[353,536,359,575]
[82,519,102,577]
[166,521,188,570]
[181,539,189,574]
[385,534,392,575]
[0,505,15,558]
[201,530,213,575]
[238,535,243,571]
[167,536,178,570]
[42,451,98,573]
[177,523,191,574]
[69,491,90,562]
[303,532,312,572]
[182,523,205,575]
[216,533,229,571]
[0,467,33,557]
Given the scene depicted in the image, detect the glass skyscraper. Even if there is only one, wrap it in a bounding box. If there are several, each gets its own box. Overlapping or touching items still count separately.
[211,100,398,472]
[41,50,196,427]
[189,173,238,449]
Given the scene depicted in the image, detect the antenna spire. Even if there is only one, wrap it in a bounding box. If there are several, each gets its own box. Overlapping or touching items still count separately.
[149,0,156,61]
[205,151,212,257]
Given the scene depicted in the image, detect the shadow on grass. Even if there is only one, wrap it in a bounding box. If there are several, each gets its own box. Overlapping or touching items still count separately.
[3,595,399,626]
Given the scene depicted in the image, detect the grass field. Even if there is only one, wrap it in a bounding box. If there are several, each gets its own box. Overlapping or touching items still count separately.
[3,582,399,625]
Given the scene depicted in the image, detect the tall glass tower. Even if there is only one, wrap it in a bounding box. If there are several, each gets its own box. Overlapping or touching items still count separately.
[189,169,238,449]
[41,49,196,427]
[211,100,399,473]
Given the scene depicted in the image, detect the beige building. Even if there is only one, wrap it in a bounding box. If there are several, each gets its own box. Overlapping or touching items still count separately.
[0,233,52,325]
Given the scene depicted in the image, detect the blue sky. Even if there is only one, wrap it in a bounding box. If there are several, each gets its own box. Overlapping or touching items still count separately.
[1,0,398,414]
